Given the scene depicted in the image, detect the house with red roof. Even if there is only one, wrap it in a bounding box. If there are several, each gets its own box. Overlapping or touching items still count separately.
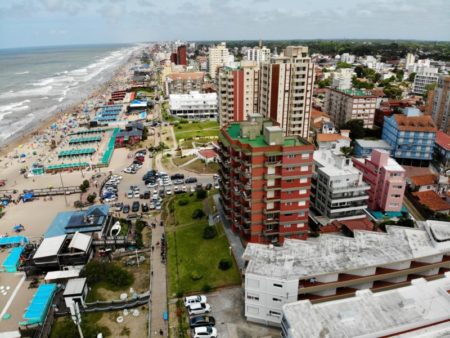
[197,148,218,164]
[433,131,450,174]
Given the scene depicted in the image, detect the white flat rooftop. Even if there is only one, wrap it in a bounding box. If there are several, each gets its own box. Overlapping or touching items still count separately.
[355,139,392,149]
[63,277,87,296]
[282,275,450,338]
[33,235,66,259]
[243,221,450,280]
[68,232,92,252]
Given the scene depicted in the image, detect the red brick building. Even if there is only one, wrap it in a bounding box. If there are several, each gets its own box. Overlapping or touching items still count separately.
[177,45,187,66]
[218,115,314,244]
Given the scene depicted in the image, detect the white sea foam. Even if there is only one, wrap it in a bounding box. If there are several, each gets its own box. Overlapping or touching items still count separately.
[32,78,55,86]
[15,71,30,75]
[0,86,53,99]
[0,99,31,113]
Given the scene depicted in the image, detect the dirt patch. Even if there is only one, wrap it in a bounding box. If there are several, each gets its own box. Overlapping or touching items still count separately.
[97,307,149,338]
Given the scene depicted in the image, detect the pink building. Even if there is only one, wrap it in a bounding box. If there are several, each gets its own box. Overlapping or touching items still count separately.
[353,149,406,212]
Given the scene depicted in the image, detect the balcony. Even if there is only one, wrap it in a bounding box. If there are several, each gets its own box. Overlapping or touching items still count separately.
[263,218,279,225]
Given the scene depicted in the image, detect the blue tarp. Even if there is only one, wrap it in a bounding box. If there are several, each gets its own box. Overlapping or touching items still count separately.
[2,246,24,272]
[22,192,34,202]
[0,236,29,247]
[23,284,57,325]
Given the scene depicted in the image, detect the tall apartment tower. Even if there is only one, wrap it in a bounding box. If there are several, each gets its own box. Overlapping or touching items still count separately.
[177,45,187,66]
[208,42,231,79]
[431,75,450,133]
[217,61,260,127]
[259,46,315,139]
[218,114,314,244]
[246,46,271,64]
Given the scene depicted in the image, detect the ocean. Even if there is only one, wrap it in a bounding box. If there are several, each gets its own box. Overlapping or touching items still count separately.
[0,44,141,146]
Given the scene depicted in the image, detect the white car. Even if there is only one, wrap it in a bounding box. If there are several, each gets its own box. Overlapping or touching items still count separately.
[184,295,207,307]
[127,191,133,199]
[134,191,140,198]
[147,182,158,188]
[188,303,211,316]
[193,326,217,338]
[190,186,196,193]
[104,196,117,203]
[165,189,172,195]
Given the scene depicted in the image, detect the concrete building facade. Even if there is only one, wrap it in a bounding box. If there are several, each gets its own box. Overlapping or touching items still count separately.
[208,42,231,79]
[259,46,315,139]
[310,150,370,225]
[242,220,450,326]
[412,67,439,95]
[246,46,271,64]
[217,62,260,127]
[164,72,204,95]
[218,114,314,244]
[431,75,450,133]
[352,149,406,212]
[169,91,217,119]
[325,88,377,128]
[331,68,354,90]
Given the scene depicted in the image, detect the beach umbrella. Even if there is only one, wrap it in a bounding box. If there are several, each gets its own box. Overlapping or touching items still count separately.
[20,154,26,158]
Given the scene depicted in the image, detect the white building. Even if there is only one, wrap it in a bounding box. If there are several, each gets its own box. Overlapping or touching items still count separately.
[242,220,450,326]
[413,67,439,95]
[340,53,355,64]
[259,46,315,138]
[310,149,370,225]
[169,91,218,119]
[281,274,450,338]
[325,88,377,128]
[246,46,271,64]
[405,52,415,68]
[208,42,231,79]
[331,68,354,90]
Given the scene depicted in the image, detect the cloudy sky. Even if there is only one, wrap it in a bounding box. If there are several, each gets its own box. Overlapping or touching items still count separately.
[0,0,449,48]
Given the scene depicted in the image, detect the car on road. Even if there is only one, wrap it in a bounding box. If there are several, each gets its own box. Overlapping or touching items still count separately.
[171,173,185,180]
[184,295,207,307]
[185,177,198,184]
[187,303,211,316]
[122,204,130,213]
[189,315,216,329]
[192,326,217,338]
[132,201,140,212]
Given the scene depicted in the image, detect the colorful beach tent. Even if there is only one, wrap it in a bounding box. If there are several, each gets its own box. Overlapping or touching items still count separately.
[22,284,57,325]
[0,236,29,247]
[2,246,24,272]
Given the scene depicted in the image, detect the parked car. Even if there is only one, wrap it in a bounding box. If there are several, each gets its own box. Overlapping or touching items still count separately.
[205,183,212,190]
[114,202,123,212]
[141,203,149,212]
[171,173,185,180]
[185,177,198,184]
[143,191,151,199]
[147,182,158,188]
[122,204,130,213]
[132,201,140,212]
[192,326,217,338]
[127,191,134,199]
[189,316,216,328]
[184,295,207,307]
[188,303,211,316]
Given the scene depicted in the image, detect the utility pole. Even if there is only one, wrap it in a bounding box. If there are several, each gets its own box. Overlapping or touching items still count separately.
[59,171,68,206]
[70,301,84,338]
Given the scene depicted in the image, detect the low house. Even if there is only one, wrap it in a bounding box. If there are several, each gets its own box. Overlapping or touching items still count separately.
[197,149,218,164]
[315,130,351,150]
[433,131,450,174]
[115,122,144,147]
[354,139,392,157]
[409,174,438,192]
[412,190,450,215]
[63,277,88,308]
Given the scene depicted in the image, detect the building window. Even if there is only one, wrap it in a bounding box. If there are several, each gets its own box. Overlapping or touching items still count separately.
[301,153,309,159]
[300,178,308,184]
[269,311,282,317]
[298,201,306,206]
[247,294,260,301]
[272,298,282,302]
[297,223,305,228]
[287,167,295,172]
[247,306,259,315]
[288,154,296,159]
[299,189,307,195]
[273,283,283,288]
[300,165,309,172]
[286,179,293,183]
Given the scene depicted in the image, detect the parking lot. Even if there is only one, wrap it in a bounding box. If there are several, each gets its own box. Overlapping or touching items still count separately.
[207,287,280,338]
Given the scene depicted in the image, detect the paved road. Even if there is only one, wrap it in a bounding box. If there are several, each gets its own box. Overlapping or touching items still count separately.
[404,195,425,221]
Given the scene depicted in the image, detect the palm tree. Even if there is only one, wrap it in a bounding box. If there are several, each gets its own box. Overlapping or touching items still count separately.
[340,146,354,158]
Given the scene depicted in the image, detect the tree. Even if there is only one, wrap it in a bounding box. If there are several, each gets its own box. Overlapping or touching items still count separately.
[336,61,352,69]
[408,72,416,82]
[196,189,207,200]
[142,126,149,141]
[396,69,404,82]
[383,85,403,99]
[192,209,205,219]
[87,193,96,204]
[354,66,364,78]
[341,119,365,140]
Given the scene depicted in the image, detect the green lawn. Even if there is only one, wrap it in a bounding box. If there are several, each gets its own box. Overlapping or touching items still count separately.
[167,194,241,296]
[184,159,219,174]
[179,137,217,149]
[174,121,219,141]
[172,155,196,167]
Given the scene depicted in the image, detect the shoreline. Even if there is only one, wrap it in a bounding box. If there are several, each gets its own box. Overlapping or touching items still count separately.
[0,51,137,159]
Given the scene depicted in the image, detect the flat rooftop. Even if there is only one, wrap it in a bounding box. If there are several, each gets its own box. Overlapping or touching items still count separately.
[336,88,374,97]
[225,123,308,148]
[243,220,450,280]
[355,139,391,149]
[282,275,450,338]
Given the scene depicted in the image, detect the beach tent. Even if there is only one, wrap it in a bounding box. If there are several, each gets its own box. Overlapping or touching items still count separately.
[21,192,34,202]
[0,236,29,247]
[22,284,57,325]
[50,123,57,129]
[13,225,24,233]
[2,246,24,272]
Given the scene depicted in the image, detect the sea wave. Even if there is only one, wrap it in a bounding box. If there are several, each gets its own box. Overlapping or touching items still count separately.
[33,78,55,86]
[15,71,30,75]
[0,99,31,113]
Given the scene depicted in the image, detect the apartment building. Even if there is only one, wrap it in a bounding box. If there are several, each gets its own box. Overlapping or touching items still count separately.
[324,88,377,128]
[331,68,354,90]
[354,139,391,157]
[208,42,231,79]
[176,45,187,66]
[246,46,271,64]
[242,220,450,326]
[412,67,439,95]
[353,149,406,213]
[431,74,450,132]
[217,62,260,127]
[310,150,370,225]
[164,72,204,95]
[281,275,450,338]
[259,46,315,138]
[382,108,437,166]
[169,91,217,120]
[218,114,314,244]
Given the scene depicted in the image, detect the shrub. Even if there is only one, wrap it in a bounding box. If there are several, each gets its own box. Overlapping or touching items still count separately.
[196,189,207,200]
[218,258,232,271]
[83,180,90,189]
[192,209,205,219]
[190,271,203,281]
[87,193,96,204]
[201,284,212,292]
[178,199,189,206]
[79,184,88,193]
[82,261,134,288]
[203,226,217,239]
[74,200,84,209]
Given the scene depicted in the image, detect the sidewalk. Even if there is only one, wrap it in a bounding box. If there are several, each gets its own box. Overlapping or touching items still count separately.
[213,194,245,270]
